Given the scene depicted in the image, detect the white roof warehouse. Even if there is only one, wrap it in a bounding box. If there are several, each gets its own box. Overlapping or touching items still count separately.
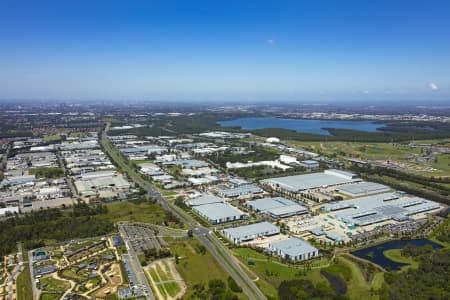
[246,197,308,219]
[222,222,280,244]
[260,169,360,193]
[268,237,319,261]
[192,202,247,224]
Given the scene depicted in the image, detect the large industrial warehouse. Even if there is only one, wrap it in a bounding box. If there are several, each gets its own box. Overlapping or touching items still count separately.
[192,202,247,224]
[267,237,319,261]
[218,184,264,198]
[336,181,391,197]
[260,169,361,195]
[187,194,223,206]
[247,197,308,218]
[323,192,441,226]
[222,222,280,244]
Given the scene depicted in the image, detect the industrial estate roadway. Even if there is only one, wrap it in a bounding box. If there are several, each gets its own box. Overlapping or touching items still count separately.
[101,124,266,300]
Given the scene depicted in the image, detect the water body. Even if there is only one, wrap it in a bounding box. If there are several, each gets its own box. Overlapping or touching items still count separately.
[218,117,385,135]
[351,239,442,270]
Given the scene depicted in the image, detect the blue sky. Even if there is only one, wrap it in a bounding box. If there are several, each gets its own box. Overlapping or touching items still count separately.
[1,0,449,102]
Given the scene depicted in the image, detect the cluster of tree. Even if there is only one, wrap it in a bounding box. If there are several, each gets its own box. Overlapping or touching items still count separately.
[380,248,450,299]
[251,125,450,143]
[108,112,249,137]
[227,276,242,293]
[174,196,187,208]
[435,219,450,244]
[350,164,449,205]
[378,121,450,134]
[277,279,347,300]
[70,202,108,217]
[0,204,113,257]
[187,279,240,300]
[163,210,183,227]
[29,166,64,179]
[130,190,157,205]
[401,244,435,257]
[0,131,33,138]
[194,243,207,255]
[351,164,450,186]
[141,248,171,265]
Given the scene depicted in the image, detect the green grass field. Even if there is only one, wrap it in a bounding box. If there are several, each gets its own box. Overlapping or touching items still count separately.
[39,293,61,300]
[169,239,231,296]
[61,268,86,282]
[43,134,62,143]
[16,251,32,300]
[382,249,419,271]
[233,247,387,300]
[40,276,70,292]
[147,261,182,298]
[233,248,328,299]
[100,201,168,225]
[289,139,450,176]
[163,281,181,297]
[336,256,382,299]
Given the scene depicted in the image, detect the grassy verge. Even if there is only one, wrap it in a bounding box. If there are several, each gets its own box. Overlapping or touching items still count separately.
[336,256,381,299]
[119,261,129,284]
[16,252,32,300]
[233,247,328,299]
[382,249,419,271]
[40,276,70,292]
[163,281,181,297]
[206,235,258,299]
[39,293,61,300]
[100,201,168,225]
[169,238,230,297]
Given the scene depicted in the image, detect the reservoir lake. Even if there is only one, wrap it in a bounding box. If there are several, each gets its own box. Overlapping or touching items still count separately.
[351,239,442,270]
[218,117,385,135]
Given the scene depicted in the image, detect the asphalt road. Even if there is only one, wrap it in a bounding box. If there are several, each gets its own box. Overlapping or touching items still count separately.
[56,151,78,197]
[101,126,266,300]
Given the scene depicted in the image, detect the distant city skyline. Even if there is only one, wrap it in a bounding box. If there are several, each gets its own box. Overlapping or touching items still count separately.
[1,0,449,102]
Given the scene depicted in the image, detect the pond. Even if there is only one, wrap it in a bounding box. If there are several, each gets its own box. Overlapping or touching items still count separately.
[351,239,442,270]
[218,117,385,135]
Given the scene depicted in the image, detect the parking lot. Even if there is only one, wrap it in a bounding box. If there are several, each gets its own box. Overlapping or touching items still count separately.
[121,225,162,254]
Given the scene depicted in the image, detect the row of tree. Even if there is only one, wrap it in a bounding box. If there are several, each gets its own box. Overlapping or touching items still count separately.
[0,203,113,257]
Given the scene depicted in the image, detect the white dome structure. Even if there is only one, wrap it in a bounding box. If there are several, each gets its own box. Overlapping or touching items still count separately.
[266,137,280,143]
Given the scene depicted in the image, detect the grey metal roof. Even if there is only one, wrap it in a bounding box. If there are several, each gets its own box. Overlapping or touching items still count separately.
[325,231,345,241]
[268,205,307,216]
[324,193,441,226]
[223,222,279,240]
[310,227,325,236]
[300,160,319,165]
[188,194,224,206]
[219,184,263,197]
[270,237,318,257]
[120,145,167,154]
[337,182,391,196]
[193,202,246,220]
[247,197,308,216]
[261,171,359,192]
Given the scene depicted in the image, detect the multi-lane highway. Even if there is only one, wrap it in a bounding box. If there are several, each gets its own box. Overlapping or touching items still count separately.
[101,124,266,300]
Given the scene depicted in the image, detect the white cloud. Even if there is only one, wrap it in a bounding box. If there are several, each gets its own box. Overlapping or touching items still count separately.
[429,82,439,91]
[266,39,275,45]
